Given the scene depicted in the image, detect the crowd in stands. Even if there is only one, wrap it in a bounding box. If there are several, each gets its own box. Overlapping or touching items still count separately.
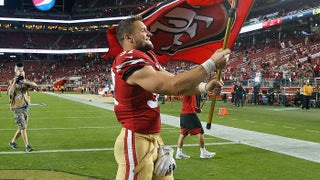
[71,0,163,18]
[227,32,320,87]
[0,53,112,93]
[0,32,108,49]
[245,0,319,25]
[1,32,319,92]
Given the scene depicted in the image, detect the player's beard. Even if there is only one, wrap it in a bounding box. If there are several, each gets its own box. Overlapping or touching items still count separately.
[135,38,154,52]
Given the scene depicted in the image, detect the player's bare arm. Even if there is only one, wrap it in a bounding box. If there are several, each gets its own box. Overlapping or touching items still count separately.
[127,64,205,95]
[22,80,38,87]
[127,49,230,95]
[127,63,223,96]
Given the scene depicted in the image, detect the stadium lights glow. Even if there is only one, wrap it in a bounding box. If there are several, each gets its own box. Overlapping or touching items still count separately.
[0,48,109,54]
[0,16,130,24]
[239,23,263,34]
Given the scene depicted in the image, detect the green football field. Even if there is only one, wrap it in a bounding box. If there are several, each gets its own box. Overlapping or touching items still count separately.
[0,92,319,179]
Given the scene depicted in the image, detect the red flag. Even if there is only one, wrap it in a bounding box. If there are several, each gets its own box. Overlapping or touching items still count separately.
[186,0,224,6]
[103,0,254,65]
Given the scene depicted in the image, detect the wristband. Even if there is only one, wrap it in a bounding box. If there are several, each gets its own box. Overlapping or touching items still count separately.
[201,59,216,74]
[198,82,207,93]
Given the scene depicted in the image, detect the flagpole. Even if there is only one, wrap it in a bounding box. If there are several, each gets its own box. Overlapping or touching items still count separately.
[206,0,237,130]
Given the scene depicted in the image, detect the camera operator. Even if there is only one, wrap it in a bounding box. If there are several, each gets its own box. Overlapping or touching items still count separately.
[8,62,37,152]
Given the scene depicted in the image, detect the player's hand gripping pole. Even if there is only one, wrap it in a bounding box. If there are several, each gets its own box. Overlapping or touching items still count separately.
[206,0,237,129]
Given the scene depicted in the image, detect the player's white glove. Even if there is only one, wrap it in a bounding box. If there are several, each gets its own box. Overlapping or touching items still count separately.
[154,145,176,177]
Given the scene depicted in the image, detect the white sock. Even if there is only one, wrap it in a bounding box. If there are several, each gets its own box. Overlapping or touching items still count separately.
[177,148,182,153]
[200,147,206,154]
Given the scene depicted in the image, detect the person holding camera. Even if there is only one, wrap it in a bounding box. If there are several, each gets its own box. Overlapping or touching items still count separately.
[8,62,37,152]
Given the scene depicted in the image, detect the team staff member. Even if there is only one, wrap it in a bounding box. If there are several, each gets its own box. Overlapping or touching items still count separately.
[176,95,215,160]
[112,15,230,180]
[302,80,313,111]
[8,62,37,152]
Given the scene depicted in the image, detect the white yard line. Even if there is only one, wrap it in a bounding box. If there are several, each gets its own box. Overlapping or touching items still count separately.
[0,142,236,155]
[0,126,120,131]
[0,148,112,154]
[44,92,320,163]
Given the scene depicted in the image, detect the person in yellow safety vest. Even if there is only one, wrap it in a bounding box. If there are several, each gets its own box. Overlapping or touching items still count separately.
[302,80,313,111]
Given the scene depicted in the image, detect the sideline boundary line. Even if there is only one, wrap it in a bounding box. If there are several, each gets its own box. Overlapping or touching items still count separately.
[0,126,121,131]
[0,142,238,155]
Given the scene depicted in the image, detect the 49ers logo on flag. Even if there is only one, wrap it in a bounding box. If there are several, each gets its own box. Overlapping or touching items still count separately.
[146,1,230,55]
[104,0,254,65]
